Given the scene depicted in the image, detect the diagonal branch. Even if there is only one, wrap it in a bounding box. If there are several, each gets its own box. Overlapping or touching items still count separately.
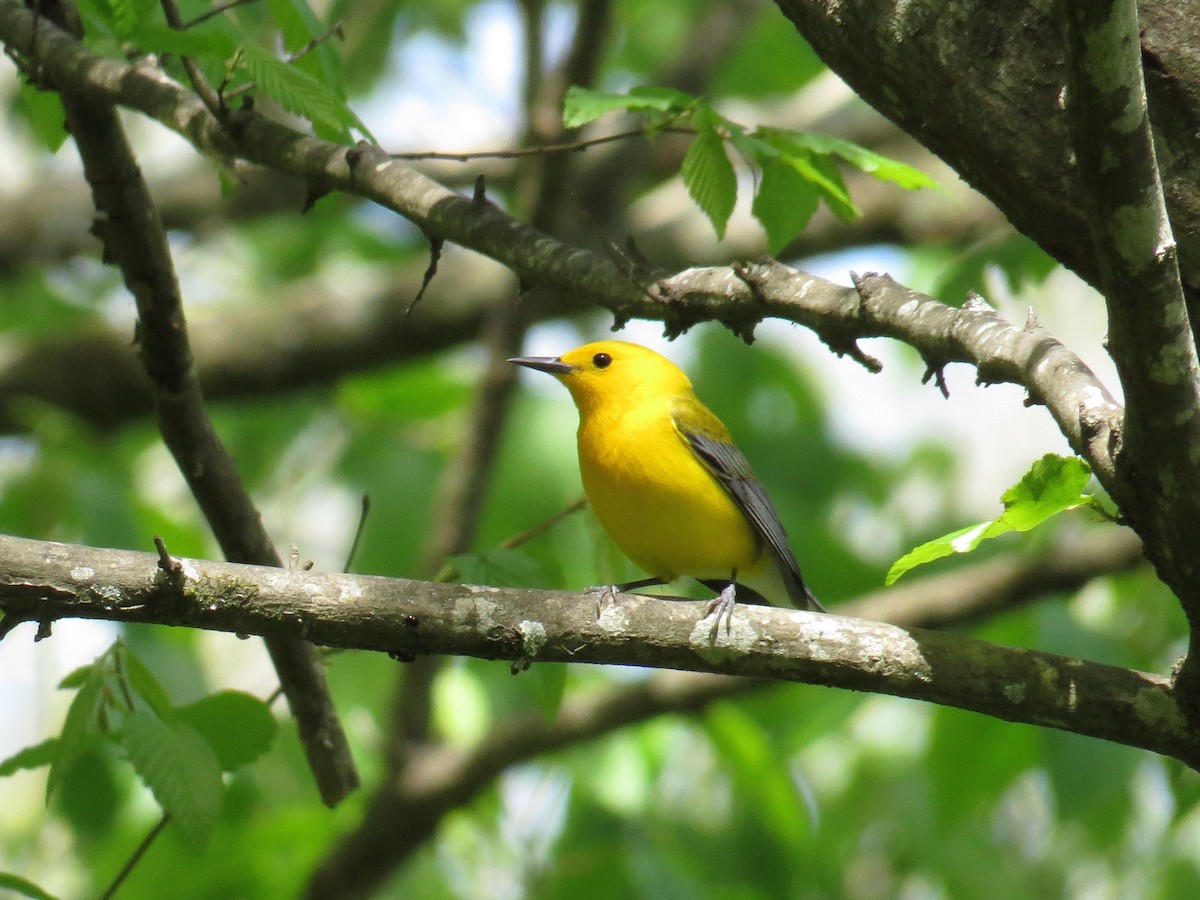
[38,9,357,804]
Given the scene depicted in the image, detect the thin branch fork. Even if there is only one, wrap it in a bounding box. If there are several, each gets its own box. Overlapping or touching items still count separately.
[0,531,1191,769]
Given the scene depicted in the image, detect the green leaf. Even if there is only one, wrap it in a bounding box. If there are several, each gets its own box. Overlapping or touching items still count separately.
[752,157,820,253]
[526,663,568,722]
[14,84,68,153]
[784,149,858,221]
[705,704,809,850]
[176,691,279,771]
[0,872,61,900]
[561,84,694,128]
[887,454,1097,584]
[47,666,105,801]
[106,0,138,38]
[119,646,174,719]
[795,131,939,191]
[267,0,345,93]
[57,664,95,690]
[121,709,224,846]
[995,454,1093,531]
[449,548,561,589]
[681,110,737,240]
[129,23,237,59]
[239,46,367,143]
[0,738,58,777]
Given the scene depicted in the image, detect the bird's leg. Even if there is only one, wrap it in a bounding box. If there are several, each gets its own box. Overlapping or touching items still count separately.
[703,572,739,635]
[587,577,667,618]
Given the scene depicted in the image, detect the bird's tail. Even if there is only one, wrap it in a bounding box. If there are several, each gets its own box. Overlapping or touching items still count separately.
[781,565,827,613]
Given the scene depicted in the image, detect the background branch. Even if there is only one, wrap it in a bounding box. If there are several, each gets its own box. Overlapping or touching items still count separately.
[39,2,357,805]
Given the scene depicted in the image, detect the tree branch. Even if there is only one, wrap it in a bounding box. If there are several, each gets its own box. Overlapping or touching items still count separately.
[1060,0,1200,688]
[0,531,1187,774]
[0,5,1129,493]
[37,3,357,805]
[304,524,1150,898]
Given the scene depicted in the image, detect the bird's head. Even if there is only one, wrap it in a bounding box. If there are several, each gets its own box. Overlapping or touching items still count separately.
[509,340,693,414]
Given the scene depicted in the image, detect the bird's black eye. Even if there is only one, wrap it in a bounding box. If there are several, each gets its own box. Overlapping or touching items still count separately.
[593,352,612,369]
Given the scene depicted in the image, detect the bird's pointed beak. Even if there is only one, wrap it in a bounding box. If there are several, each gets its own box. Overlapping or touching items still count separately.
[508,355,577,375]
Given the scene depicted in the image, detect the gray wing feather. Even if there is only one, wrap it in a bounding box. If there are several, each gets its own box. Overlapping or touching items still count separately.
[680,426,823,611]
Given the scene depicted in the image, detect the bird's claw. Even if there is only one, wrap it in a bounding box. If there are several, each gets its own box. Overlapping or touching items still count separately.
[586,584,620,620]
[704,584,737,637]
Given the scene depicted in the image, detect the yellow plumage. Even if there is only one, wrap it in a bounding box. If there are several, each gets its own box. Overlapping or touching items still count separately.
[509,340,821,611]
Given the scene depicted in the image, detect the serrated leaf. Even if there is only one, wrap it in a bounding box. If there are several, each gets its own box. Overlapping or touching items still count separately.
[0,872,61,900]
[996,454,1093,531]
[682,112,737,240]
[0,738,58,777]
[120,647,174,719]
[122,709,223,846]
[887,454,1097,584]
[752,157,820,253]
[239,46,368,143]
[176,692,279,771]
[561,85,693,128]
[47,667,105,801]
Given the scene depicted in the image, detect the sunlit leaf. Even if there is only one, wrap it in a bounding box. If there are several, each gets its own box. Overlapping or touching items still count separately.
[562,84,693,128]
[887,454,1102,583]
[0,738,58,777]
[0,872,60,900]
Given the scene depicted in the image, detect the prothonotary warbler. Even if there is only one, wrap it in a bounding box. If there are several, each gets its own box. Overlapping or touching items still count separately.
[509,340,824,619]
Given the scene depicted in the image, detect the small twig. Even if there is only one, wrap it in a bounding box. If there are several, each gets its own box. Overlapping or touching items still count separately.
[182,0,261,30]
[160,0,223,117]
[152,534,183,579]
[343,494,370,574]
[922,363,950,398]
[285,18,345,65]
[98,813,171,900]
[389,126,693,163]
[405,235,444,316]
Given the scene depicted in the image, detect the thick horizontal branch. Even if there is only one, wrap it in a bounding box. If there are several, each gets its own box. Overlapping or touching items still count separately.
[306,523,1150,898]
[0,531,1192,769]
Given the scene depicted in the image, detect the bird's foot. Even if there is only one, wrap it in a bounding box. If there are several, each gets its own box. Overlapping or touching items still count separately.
[703,583,738,636]
[586,584,621,620]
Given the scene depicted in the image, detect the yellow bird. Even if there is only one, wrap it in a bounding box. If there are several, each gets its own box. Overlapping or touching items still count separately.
[509,340,823,617]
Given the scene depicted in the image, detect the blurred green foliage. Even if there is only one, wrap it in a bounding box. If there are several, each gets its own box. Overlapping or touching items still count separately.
[0,0,1194,898]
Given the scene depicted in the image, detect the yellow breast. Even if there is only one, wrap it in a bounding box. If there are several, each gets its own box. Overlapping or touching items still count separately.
[577,398,764,583]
